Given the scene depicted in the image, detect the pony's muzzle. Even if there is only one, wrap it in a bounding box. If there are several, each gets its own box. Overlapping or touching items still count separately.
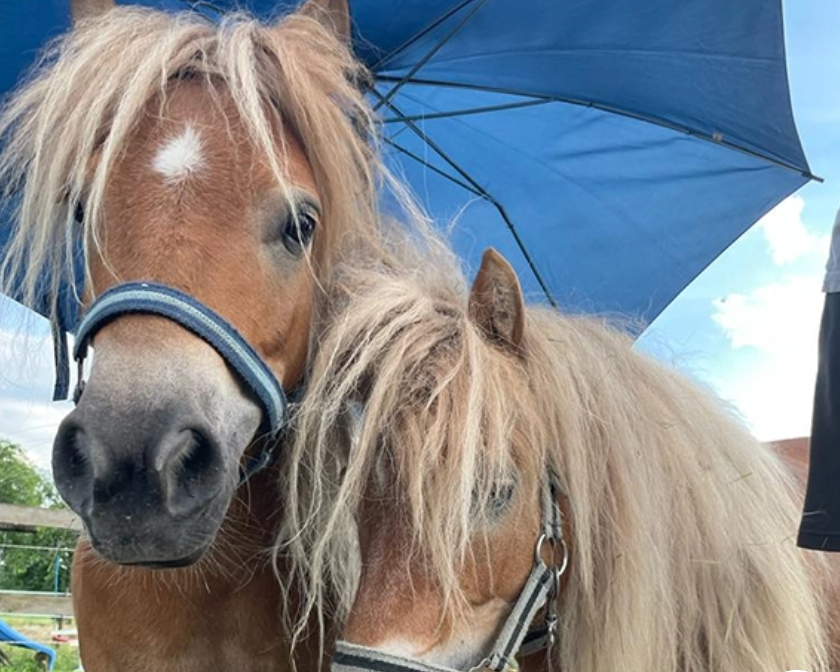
[52,406,231,566]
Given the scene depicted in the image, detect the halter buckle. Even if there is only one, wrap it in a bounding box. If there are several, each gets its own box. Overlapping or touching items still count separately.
[72,355,86,404]
[544,597,559,650]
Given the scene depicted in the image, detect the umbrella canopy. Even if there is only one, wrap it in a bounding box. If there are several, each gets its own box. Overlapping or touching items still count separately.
[0,0,814,324]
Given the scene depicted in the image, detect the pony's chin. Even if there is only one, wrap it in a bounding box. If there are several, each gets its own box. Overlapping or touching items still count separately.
[84,519,222,568]
[121,543,213,569]
[89,536,215,568]
[77,478,234,567]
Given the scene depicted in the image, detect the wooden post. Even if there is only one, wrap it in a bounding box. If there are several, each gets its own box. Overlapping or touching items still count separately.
[0,504,81,534]
[0,591,74,618]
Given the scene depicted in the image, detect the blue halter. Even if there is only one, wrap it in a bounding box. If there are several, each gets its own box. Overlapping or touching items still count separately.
[69,282,290,483]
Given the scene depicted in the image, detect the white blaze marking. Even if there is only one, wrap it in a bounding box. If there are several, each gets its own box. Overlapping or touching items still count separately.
[153,126,205,182]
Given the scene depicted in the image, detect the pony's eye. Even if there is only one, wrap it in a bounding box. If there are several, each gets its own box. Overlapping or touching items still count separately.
[282,205,318,255]
[472,481,516,522]
[488,482,515,515]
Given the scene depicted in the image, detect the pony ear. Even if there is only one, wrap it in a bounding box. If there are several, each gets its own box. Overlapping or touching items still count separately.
[468,248,525,349]
[297,0,352,44]
[71,0,115,22]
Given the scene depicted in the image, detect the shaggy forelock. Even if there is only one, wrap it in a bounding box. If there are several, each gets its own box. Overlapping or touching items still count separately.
[280,252,531,644]
[0,4,410,320]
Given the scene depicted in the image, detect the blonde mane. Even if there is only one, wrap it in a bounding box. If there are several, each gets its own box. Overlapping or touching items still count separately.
[283,251,829,672]
[0,4,417,320]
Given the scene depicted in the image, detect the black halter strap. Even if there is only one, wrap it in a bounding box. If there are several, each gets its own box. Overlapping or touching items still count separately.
[67,281,290,485]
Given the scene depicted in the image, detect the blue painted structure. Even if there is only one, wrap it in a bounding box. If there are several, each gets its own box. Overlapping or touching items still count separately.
[0,616,56,670]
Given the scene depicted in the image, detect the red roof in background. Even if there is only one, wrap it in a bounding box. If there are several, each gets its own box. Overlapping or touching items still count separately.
[767,437,810,488]
[772,437,810,461]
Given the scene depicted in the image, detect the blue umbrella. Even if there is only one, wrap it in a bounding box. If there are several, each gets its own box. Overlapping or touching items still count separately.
[0,0,814,324]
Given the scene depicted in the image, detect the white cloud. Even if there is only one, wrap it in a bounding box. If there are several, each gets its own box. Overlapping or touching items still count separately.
[702,194,836,440]
[710,271,824,441]
[711,273,824,356]
[757,194,828,265]
[0,311,72,470]
[0,398,71,470]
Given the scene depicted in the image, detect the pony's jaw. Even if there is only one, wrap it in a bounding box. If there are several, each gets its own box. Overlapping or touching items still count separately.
[52,320,262,565]
[341,481,543,671]
[348,599,511,670]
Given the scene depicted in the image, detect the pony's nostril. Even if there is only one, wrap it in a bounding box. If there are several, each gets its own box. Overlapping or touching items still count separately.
[52,420,94,513]
[181,431,214,476]
[170,429,223,502]
[63,426,90,481]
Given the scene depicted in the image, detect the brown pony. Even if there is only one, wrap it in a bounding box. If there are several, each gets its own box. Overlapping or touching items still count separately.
[283,247,830,672]
[0,0,422,670]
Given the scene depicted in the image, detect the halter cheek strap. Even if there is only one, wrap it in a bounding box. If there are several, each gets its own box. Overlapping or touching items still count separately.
[332,477,568,672]
[70,282,290,483]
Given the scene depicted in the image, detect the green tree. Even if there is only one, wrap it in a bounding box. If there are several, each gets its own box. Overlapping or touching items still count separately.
[0,440,75,593]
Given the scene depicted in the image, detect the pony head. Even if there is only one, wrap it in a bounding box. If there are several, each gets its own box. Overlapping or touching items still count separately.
[0,0,388,566]
[285,247,828,672]
[338,250,546,667]
[343,249,548,670]
[284,248,550,664]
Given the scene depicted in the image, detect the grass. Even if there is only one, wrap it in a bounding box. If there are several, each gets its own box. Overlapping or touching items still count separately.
[0,646,78,672]
[0,617,80,672]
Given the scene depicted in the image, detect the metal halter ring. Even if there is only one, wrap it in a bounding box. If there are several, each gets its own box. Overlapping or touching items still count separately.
[534,532,568,651]
[534,533,570,579]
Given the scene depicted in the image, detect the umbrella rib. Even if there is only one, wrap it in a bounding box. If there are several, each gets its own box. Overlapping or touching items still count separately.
[382,99,550,123]
[374,0,491,113]
[375,76,822,182]
[373,91,558,307]
[383,138,484,197]
[182,1,226,15]
[371,0,480,71]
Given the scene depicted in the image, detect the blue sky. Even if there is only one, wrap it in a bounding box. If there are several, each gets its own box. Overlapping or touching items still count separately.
[1,1,839,468]
[640,0,840,441]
